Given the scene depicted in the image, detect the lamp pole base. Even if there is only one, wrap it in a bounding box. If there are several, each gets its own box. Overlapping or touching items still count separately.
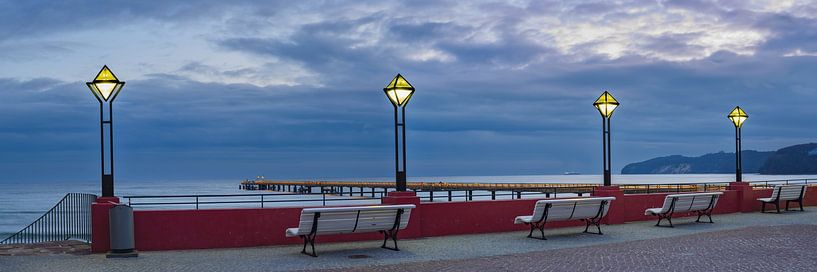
[102,174,114,197]
[396,171,407,191]
[106,250,138,258]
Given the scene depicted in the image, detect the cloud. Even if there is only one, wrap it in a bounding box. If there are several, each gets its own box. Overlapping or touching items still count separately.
[1,0,817,181]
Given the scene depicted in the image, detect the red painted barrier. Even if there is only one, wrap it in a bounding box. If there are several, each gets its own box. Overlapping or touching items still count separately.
[131,208,388,251]
[90,197,119,253]
[90,186,817,253]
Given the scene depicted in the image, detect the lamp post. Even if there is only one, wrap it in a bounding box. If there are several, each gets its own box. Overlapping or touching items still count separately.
[383,74,415,192]
[593,91,619,187]
[86,65,125,197]
[728,106,748,182]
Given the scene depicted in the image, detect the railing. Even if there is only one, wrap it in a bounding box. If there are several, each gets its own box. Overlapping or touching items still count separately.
[1,193,97,245]
[747,179,813,188]
[618,179,813,194]
[123,193,383,210]
[414,187,593,202]
[124,179,816,209]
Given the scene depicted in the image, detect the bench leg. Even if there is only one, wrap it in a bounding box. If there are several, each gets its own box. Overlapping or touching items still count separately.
[300,234,318,257]
[800,200,805,211]
[695,210,714,223]
[526,222,547,240]
[582,218,603,235]
[761,202,766,213]
[655,214,674,228]
[380,229,400,251]
[775,201,781,214]
[786,201,791,211]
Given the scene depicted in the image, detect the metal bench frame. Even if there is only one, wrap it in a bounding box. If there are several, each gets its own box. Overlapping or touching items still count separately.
[654,194,718,228]
[760,186,806,214]
[525,200,610,240]
[299,208,406,257]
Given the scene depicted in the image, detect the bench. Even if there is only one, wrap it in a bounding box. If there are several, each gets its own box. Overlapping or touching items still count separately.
[758,185,807,213]
[645,192,722,227]
[514,197,615,240]
[285,204,415,257]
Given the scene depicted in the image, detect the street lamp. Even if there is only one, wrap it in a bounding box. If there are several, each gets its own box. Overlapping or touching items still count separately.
[383,74,415,192]
[728,106,748,182]
[593,91,619,186]
[86,65,125,197]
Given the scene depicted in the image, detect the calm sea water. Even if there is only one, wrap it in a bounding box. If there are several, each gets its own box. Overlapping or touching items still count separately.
[1,174,815,238]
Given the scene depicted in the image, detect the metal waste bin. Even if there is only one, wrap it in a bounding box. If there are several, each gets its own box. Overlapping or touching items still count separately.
[108,204,138,258]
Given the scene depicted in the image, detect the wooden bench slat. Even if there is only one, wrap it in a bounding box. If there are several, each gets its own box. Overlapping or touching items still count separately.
[645,192,722,227]
[514,197,616,239]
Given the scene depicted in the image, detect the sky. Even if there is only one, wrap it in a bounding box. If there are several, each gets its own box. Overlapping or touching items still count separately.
[1,0,816,182]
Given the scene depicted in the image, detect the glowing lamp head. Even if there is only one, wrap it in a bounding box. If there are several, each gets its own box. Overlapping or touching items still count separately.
[86,65,124,102]
[383,74,415,107]
[728,106,748,128]
[593,91,619,118]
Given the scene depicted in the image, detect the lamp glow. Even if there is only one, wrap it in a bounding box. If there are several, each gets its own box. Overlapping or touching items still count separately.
[383,74,415,107]
[593,91,619,118]
[728,106,748,128]
[86,65,125,102]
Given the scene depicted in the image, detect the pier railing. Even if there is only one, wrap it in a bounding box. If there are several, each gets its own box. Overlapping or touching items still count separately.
[1,193,97,245]
[241,178,815,201]
[123,193,382,210]
[119,179,815,210]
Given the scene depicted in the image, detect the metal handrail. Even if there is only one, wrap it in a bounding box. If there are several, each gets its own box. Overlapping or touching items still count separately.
[1,193,97,245]
[123,178,815,209]
[123,193,382,210]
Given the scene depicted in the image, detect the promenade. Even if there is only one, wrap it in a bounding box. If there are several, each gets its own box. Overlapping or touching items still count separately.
[1,210,814,272]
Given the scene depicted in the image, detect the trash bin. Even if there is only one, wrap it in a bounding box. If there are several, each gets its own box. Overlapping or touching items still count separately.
[107,204,138,258]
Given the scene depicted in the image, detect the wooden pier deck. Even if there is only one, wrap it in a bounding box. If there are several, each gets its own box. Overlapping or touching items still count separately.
[240,180,726,200]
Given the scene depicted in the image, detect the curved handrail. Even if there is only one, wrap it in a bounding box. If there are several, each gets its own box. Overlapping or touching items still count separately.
[1,193,97,244]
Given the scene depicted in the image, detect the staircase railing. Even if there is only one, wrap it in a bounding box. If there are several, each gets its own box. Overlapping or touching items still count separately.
[1,193,97,244]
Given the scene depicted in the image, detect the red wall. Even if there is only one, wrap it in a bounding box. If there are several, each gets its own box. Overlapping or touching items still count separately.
[131,207,386,251]
[91,186,817,253]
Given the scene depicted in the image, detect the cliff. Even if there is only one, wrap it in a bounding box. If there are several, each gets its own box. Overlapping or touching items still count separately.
[758,143,817,174]
[621,151,773,174]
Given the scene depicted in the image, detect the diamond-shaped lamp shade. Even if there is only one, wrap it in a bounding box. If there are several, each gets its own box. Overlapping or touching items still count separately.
[86,65,125,102]
[383,74,415,107]
[593,91,619,118]
[728,106,748,128]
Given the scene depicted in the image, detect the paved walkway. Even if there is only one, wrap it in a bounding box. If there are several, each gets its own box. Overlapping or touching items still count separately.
[0,241,89,257]
[1,210,815,272]
[319,224,817,272]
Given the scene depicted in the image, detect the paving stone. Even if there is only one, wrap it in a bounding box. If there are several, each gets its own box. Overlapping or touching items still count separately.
[315,224,817,272]
[0,210,814,272]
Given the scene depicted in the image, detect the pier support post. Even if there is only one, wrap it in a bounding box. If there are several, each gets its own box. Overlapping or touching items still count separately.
[491,191,496,200]
[448,191,452,202]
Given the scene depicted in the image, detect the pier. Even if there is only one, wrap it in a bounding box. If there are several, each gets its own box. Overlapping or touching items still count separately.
[240,179,725,201]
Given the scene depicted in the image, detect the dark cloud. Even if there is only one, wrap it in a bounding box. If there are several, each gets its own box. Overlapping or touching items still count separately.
[1,1,817,182]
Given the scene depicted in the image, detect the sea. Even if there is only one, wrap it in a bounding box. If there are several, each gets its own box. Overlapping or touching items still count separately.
[1,174,815,239]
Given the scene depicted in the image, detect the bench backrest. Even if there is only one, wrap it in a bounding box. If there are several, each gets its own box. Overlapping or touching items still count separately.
[770,185,806,201]
[657,192,722,214]
[530,197,615,223]
[296,205,415,235]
